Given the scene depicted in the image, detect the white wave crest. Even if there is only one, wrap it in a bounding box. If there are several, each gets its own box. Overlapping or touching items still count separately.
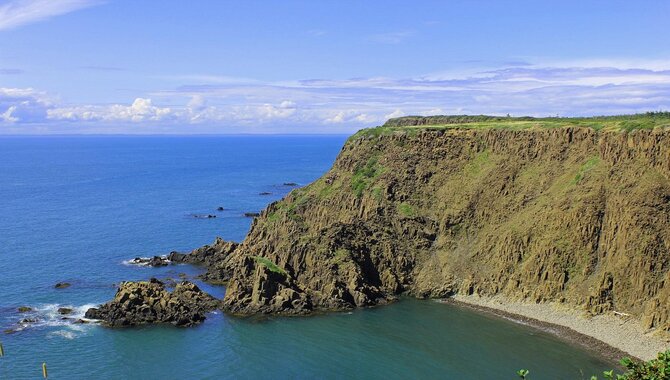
[13,302,100,339]
[48,330,76,340]
[122,255,170,266]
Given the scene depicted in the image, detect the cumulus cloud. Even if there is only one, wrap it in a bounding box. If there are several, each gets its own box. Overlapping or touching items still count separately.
[47,98,173,122]
[0,0,103,31]
[384,109,405,119]
[1,106,18,122]
[2,61,670,132]
[0,87,52,123]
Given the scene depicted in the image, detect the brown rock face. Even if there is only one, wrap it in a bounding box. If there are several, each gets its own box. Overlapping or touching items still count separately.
[185,125,669,333]
[169,237,238,281]
[85,279,221,327]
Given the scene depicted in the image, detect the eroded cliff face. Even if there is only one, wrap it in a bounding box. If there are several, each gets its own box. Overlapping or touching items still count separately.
[199,126,670,333]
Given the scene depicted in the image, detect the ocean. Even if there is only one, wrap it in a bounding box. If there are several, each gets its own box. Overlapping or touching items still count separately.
[0,135,612,379]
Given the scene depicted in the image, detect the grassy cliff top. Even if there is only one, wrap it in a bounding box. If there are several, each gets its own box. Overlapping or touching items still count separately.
[351,112,670,140]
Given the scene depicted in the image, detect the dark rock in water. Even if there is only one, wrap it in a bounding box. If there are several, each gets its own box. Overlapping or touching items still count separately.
[167,251,187,262]
[73,319,90,324]
[17,306,32,313]
[54,282,71,289]
[259,192,272,195]
[84,280,221,327]
[283,182,298,186]
[146,256,170,266]
[20,318,38,324]
[244,212,260,217]
[58,307,73,315]
[4,328,18,334]
[128,256,171,267]
[192,214,217,219]
[217,207,225,211]
[167,237,238,283]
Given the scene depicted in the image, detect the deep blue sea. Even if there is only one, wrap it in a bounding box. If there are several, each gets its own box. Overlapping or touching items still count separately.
[0,136,612,379]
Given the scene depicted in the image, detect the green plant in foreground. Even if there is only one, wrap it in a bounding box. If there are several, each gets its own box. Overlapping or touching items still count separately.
[518,350,670,379]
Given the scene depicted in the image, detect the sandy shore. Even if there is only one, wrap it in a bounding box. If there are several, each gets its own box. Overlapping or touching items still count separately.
[444,294,669,363]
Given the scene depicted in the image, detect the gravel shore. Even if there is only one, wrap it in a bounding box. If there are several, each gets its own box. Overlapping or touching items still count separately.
[445,294,670,362]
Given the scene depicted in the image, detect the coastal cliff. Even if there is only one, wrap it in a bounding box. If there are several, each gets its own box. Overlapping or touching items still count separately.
[196,116,670,334]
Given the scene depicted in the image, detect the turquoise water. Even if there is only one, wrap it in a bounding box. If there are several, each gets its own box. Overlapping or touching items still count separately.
[0,136,612,379]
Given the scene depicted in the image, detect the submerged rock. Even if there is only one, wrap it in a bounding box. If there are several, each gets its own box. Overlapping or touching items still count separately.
[244,212,260,217]
[283,182,298,186]
[84,279,221,327]
[54,282,71,289]
[192,214,217,219]
[259,192,272,195]
[217,206,225,211]
[57,307,73,315]
[17,306,32,313]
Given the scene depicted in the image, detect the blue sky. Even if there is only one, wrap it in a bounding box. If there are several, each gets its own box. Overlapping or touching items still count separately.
[0,0,669,134]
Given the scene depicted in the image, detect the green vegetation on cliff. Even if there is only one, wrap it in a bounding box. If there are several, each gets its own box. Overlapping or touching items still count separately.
[252,256,288,277]
[350,112,670,140]
[199,115,670,349]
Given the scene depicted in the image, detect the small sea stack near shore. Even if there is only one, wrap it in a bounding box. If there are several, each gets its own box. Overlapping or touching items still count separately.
[85,279,222,327]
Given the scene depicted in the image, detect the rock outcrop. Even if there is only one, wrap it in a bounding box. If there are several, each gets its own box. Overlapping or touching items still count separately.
[85,279,221,327]
[168,237,238,276]
[177,120,670,335]
[127,256,171,267]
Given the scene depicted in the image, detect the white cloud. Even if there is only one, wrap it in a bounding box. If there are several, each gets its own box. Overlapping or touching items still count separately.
[384,109,405,119]
[422,108,445,116]
[324,110,383,124]
[0,87,52,123]
[187,94,207,110]
[2,60,670,132]
[0,0,103,31]
[47,98,173,122]
[1,105,18,122]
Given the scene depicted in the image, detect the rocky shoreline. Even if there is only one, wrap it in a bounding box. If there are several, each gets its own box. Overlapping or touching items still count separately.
[88,122,670,366]
[85,279,221,327]
[448,295,670,361]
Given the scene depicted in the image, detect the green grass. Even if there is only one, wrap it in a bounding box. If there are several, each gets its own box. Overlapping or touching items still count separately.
[572,156,601,184]
[252,256,288,276]
[372,186,383,201]
[351,156,384,197]
[465,150,491,175]
[397,202,415,217]
[350,112,670,141]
